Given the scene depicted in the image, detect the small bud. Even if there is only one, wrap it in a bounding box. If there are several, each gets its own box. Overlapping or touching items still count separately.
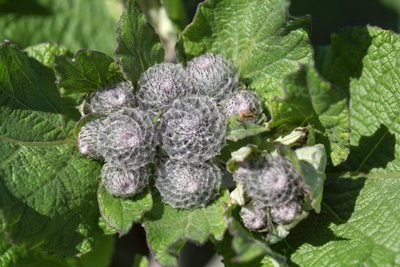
[186,53,239,101]
[239,205,268,231]
[89,82,135,114]
[270,200,302,225]
[98,108,158,169]
[155,160,222,209]
[101,163,149,197]
[221,90,263,122]
[137,63,192,113]
[161,96,226,162]
[78,119,104,159]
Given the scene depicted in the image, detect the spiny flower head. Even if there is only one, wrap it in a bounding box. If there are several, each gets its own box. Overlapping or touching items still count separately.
[137,63,192,113]
[77,118,104,159]
[98,108,158,169]
[186,53,239,101]
[221,90,263,122]
[269,200,302,225]
[234,154,303,207]
[89,81,135,114]
[155,160,222,209]
[160,96,226,162]
[239,205,268,231]
[101,163,149,197]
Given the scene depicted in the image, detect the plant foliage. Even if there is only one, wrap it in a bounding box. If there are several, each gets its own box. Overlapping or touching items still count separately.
[0,0,399,266]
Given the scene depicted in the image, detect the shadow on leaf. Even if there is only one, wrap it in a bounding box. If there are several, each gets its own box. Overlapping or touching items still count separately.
[143,192,165,221]
[320,26,372,102]
[0,186,100,256]
[334,124,396,173]
[0,0,51,15]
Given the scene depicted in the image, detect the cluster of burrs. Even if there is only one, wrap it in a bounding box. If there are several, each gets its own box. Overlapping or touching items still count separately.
[233,153,305,229]
[77,53,263,209]
[77,82,156,197]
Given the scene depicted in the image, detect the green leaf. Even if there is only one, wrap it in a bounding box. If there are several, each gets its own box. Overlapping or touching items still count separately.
[131,255,149,267]
[143,190,230,266]
[227,117,268,142]
[181,0,312,106]
[274,27,400,266]
[24,43,71,68]
[0,42,102,256]
[98,217,118,236]
[115,0,164,83]
[54,50,124,96]
[97,184,153,235]
[1,221,115,267]
[0,0,118,54]
[271,66,350,165]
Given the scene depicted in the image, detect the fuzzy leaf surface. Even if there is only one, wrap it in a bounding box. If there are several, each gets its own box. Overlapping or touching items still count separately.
[0,42,102,256]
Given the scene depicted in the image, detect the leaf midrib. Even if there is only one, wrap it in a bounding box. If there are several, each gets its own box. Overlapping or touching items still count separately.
[0,135,73,146]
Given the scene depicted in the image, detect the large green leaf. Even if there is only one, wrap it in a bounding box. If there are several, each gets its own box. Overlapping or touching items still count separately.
[181,0,312,107]
[0,0,118,54]
[271,65,349,165]
[143,190,230,266]
[0,220,115,267]
[97,184,152,234]
[274,27,400,266]
[115,0,164,83]
[0,42,102,256]
[54,50,124,96]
